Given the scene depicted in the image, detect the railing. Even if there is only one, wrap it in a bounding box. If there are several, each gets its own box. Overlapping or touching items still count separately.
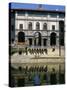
[15,29,65,32]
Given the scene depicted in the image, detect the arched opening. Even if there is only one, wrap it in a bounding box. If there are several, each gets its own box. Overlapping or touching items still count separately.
[59,21,64,46]
[18,32,25,42]
[29,38,32,46]
[34,32,41,46]
[28,22,32,30]
[36,22,40,30]
[50,32,56,46]
[43,38,47,46]
[43,23,47,30]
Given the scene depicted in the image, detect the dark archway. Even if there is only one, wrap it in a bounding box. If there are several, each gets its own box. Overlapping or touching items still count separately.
[43,38,47,46]
[18,32,25,42]
[50,32,56,46]
[29,38,32,46]
[34,32,41,46]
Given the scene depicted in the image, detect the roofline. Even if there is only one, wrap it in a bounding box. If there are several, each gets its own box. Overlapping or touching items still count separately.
[10,8,65,14]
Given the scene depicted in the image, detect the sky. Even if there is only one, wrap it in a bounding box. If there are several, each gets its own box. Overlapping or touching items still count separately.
[10,2,65,11]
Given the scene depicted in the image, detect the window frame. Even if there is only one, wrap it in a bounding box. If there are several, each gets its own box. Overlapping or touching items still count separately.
[19,24,23,29]
[52,25,55,30]
[28,22,32,30]
[36,22,40,30]
[43,23,47,30]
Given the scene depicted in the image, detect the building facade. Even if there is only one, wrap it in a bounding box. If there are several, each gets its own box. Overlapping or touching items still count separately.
[10,3,65,56]
[9,3,65,87]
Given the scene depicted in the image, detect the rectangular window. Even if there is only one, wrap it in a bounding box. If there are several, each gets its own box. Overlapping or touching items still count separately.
[52,25,55,30]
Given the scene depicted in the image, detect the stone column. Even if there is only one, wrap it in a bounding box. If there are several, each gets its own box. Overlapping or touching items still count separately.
[56,37,59,47]
[41,38,43,48]
[32,38,34,47]
[47,36,50,47]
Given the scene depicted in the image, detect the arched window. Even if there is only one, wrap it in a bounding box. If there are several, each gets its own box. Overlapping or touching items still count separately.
[28,22,32,30]
[18,32,25,42]
[19,24,23,30]
[50,32,56,46]
[34,32,41,46]
[52,25,55,30]
[43,23,47,30]
[36,22,40,30]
